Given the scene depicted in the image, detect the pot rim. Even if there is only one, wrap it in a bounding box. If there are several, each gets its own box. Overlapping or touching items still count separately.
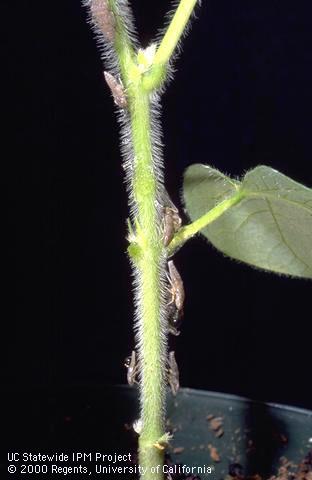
[115,384,312,417]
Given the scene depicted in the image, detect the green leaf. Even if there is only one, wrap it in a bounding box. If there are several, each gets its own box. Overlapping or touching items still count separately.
[183,164,312,278]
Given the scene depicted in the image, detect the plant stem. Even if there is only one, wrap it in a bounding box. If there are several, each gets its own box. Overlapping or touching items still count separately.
[154,0,199,66]
[168,192,244,255]
[108,0,136,76]
[142,0,199,91]
[87,1,200,478]
[113,2,200,478]
[127,81,165,479]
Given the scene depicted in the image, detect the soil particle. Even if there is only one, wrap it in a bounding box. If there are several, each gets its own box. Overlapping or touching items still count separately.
[272,465,290,480]
[208,443,221,462]
[279,457,293,469]
[225,451,312,480]
[296,451,312,480]
[215,427,224,437]
[207,414,224,437]
[229,462,244,478]
[209,416,223,431]
[153,450,311,480]
[173,447,185,454]
[268,453,312,480]
[305,452,312,466]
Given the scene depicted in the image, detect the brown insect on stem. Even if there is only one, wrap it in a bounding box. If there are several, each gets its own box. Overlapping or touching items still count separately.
[124,350,138,386]
[166,260,185,336]
[167,260,185,313]
[104,71,128,109]
[162,206,182,247]
[167,351,180,396]
[168,307,181,336]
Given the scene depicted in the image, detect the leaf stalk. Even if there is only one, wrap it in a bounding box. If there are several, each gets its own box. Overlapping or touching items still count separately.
[169,192,244,254]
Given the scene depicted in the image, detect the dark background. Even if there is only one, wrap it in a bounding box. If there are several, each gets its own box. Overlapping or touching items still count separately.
[4,0,312,433]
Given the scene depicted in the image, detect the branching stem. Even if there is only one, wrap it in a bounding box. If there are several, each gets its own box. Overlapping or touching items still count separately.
[154,0,198,66]
[88,1,199,479]
[169,192,244,255]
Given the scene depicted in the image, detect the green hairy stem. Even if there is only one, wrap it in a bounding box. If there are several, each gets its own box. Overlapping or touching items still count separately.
[154,0,198,66]
[128,85,165,475]
[86,1,199,478]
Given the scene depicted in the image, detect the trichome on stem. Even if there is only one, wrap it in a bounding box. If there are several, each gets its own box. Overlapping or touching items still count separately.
[84,1,199,478]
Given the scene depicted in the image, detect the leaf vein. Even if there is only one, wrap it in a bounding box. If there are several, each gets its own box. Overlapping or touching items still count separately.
[265,199,311,271]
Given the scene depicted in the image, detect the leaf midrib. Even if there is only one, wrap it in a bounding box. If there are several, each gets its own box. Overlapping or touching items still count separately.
[240,188,312,215]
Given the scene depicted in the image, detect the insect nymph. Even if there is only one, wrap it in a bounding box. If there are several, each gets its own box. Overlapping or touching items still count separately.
[104,71,128,109]
[124,350,138,386]
[167,260,185,312]
[167,351,180,396]
[162,206,182,247]
[166,260,185,336]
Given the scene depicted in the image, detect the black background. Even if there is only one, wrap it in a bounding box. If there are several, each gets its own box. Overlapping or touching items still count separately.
[4,0,312,418]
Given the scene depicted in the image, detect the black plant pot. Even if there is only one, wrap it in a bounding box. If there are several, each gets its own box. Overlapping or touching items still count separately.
[93,386,312,478]
[4,385,312,479]
[166,388,312,478]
